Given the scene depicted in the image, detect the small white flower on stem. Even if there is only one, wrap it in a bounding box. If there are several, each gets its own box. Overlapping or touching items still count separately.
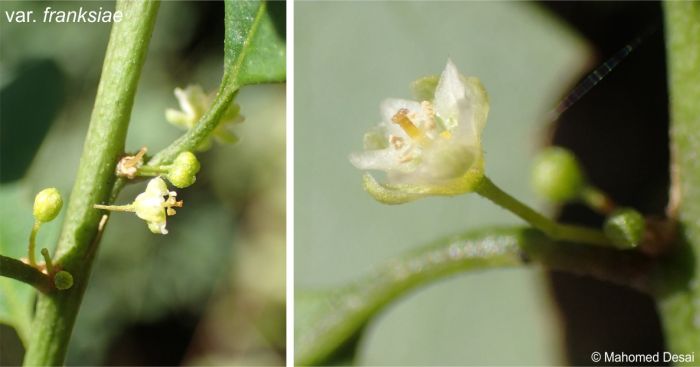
[165,85,243,150]
[350,60,490,204]
[94,177,183,235]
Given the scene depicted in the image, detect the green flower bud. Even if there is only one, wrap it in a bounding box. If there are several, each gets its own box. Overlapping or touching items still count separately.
[167,151,201,188]
[54,270,74,290]
[33,188,63,223]
[604,208,644,249]
[531,147,585,203]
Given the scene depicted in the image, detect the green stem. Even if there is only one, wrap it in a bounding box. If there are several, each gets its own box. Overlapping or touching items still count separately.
[658,2,700,357]
[580,185,615,215]
[0,255,52,293]
[23,2,160,365]
[27,221,41,267]
[136,165,170,176]
[149,87,237,166]
[40,249,54,275]
[476,176,613,247]
[93,204,135,212]
[296,227,652,366]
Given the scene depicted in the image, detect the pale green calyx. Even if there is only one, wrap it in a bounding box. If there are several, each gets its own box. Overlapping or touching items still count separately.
[33,188,63,223]
[165,84,244,151]
[350,60,489,204]
[166,151,201,188]
[94,177,182,235]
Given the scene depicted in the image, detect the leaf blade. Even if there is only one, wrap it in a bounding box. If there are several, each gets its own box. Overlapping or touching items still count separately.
[223,0,286,87]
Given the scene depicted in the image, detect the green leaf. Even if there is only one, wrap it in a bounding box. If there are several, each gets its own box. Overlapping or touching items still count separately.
[296,227,652,366]
[149,0,285,165]
[223,0,286,87]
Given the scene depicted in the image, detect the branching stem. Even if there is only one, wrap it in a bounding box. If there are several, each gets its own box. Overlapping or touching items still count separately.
[27,221,41,267]
[23,2,160,364]
[476,176,612,246]
[297,227,651,366]
[0,255,52,293]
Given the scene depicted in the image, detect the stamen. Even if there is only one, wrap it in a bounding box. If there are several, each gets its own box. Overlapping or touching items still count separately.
[164,198,183,216]
[116,147,148,179]
[392,109,426,141]
[389,135,405,149]
[421,101,436,130]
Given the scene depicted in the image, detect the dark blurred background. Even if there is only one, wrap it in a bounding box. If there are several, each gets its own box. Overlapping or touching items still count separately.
[542,2,668,365]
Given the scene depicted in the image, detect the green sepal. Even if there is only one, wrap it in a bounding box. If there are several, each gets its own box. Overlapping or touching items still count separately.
[411,75,439,101]
[362,159,484,205]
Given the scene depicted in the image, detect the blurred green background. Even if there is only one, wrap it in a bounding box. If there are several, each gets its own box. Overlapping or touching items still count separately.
[296,1,666,365]
[0,1,285,365]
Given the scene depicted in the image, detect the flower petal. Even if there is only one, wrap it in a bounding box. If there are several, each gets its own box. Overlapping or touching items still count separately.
[147,221,168,235]
[349,149,404,171]
[145,177,169,196]
[433,59,466,130]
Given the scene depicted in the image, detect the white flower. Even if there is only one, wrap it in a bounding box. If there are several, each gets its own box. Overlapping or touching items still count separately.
[133,177,182,234]
[165,85,244,150]
[349,60,490,204]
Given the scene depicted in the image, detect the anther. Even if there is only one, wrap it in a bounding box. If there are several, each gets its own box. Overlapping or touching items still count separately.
[391,108,425,141]
[389,135,405,149]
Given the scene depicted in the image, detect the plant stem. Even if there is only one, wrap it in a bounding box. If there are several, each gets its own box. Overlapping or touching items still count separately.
[23,2,160,364]
[0,255,52,293]
[476,176,613,247]
[580,185,615,215]
[40,249,54,275]
[659,1,700,357]
[149,87,237,166]
[93,204,135,212]
[137,165,170,175]
[297,227,652,366]
[27,221,40,267]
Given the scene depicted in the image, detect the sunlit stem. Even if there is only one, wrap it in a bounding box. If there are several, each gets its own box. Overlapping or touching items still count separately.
[136,165,171,176]
[93,204,135,212]
[476,176,612,246]
[580,185,616,215]
[27,221,41,267]
[40,248,54,275]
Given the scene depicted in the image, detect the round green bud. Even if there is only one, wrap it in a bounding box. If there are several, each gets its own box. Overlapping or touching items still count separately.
[531,147,585,203]
[167,151,200,188]
[33,188,63,223]
[54,271,74,290]
[604,208,644,249]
